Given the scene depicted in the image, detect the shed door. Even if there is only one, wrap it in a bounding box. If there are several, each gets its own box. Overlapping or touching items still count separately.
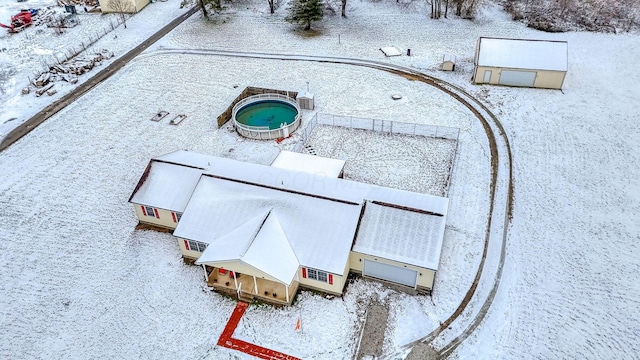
[483,70,492,83]
[499,70,536,87]
[363,259,417,288]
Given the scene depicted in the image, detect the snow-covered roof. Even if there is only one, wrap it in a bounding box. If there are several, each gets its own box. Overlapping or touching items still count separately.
[296,91,314,99]
[476,37,568,71]
[352,201,448,270]
[128,161,203,212]
[195,209,300,286]
[165,151,449,274]
[175,173,360,275]
[204,155,447,214]
[154,150,229,170]
[129,150,243,211]
[380,46,402,57]
[270,150,345,178]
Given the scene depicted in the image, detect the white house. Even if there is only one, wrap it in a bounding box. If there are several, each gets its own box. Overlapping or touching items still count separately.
[129,150,449,305]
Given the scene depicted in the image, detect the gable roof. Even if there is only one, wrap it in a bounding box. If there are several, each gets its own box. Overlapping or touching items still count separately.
[128,161,203,212]
[149,150,449,275]
[476,37,568,72]
[128,151,241,212]
[195,209,300,286]
[174,173,360,275]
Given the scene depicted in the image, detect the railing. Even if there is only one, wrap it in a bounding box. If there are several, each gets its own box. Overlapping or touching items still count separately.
[313,113,459,139]
[293,113,460,153]
[232,93,302,140]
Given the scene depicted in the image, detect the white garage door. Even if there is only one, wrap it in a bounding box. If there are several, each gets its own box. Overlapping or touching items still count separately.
[499,70,537,87]
[363,260,417,288]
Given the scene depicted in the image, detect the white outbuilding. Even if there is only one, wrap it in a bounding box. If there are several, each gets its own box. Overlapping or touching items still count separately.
[473,37,568,89]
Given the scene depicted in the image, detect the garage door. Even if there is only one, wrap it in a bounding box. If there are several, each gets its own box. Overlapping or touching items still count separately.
[499,70,536,87]
[363,260,417,288]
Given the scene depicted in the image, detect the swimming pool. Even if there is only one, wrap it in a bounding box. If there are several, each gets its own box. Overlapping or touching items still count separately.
[235,101,298,130]
[232,94,302,140]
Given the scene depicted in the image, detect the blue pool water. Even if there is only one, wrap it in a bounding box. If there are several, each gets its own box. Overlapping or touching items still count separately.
[235,100,298,130]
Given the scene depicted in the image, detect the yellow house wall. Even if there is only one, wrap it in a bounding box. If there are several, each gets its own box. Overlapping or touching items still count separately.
[177,237,201,260]
[349,252,436,290]
[133,204,178,229]
[473,66,566,89]
[99,0,148,13]
[533,70,566,89]
[298,265,348,295]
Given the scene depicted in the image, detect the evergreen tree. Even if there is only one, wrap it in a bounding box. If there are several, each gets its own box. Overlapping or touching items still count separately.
[286,0,324,30]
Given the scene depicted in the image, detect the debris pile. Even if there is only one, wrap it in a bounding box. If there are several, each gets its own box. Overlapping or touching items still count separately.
[31,8,57,26]
[26,49,113,96]
[56,0,99,7]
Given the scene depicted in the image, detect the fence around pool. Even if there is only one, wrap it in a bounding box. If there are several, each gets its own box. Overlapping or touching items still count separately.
[232,94,302,140]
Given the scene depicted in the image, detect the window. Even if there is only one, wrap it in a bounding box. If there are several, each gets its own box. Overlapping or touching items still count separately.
[142,205,158,218]
[171,212,182,223]
[184,239,207,252]
[302,267,333,284]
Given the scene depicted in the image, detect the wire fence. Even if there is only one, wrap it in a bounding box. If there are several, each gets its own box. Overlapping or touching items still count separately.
[33,16,124,78]
[293,113,460,152]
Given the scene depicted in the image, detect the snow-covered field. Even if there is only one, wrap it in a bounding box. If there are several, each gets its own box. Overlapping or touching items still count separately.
[0,0,189,136]
[1,0,639,359]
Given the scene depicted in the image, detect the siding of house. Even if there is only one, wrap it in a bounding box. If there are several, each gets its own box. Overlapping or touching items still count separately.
[473,66,566,89]
[298,266,347,295]
[99,0,149,13]
[134,204,179,229]
[178,237,206,261]
[349,251,436,291]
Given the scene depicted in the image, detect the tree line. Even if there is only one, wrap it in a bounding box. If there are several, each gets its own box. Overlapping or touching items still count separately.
[192,0,638,32]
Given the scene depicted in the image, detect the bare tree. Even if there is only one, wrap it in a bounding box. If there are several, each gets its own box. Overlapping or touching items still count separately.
[267,0,283,14]
[451,0,479,19]
[430,0,442,19]
[198,0,222,19]
[108,0,135,28]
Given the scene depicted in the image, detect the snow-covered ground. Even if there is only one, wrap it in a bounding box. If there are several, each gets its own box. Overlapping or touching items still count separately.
[1,0,639,359]
[0,0,190,136]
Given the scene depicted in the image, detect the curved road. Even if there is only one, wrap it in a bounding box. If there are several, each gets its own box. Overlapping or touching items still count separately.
[0,21,513,358]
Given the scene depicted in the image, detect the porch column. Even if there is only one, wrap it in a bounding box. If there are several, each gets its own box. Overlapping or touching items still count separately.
[253,276,258,295]
[233,272,239,290]
[286,284,290,303]
[201,264,208,281]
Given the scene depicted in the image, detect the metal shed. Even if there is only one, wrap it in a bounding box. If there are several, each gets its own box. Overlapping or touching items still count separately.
[472,37,568,89]
[296,91,315,110]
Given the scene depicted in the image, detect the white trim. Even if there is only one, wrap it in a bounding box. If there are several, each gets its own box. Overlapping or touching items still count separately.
[253,276,258,295]
[233,272,238,290]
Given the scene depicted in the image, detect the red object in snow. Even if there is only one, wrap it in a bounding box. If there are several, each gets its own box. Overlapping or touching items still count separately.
[0,10,34,33]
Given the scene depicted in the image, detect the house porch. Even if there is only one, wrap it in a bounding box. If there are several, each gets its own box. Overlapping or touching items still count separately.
[205,267,298,305]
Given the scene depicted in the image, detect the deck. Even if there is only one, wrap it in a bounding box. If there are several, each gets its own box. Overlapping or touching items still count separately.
[207,268,298,305]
